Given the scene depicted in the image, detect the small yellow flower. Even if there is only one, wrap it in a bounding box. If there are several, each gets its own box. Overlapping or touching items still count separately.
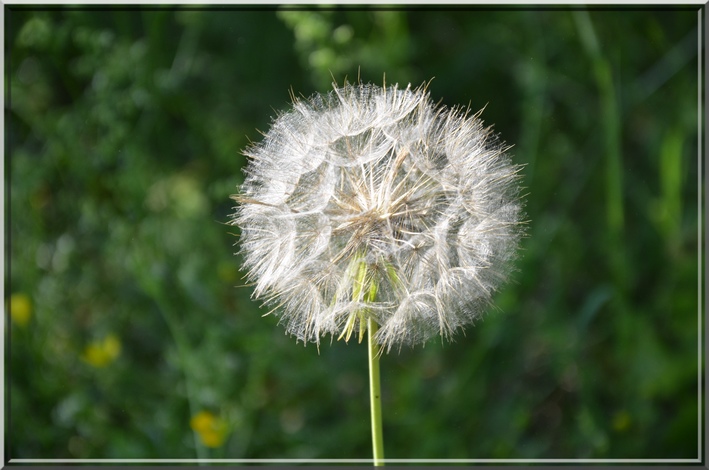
[200,429,227,448]
[190,411,229,448]
[82,334,122,368]
[9,293,32,327]
[190,411,214,432]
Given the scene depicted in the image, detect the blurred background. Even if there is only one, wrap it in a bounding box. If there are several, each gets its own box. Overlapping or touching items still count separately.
[7,6,701,461]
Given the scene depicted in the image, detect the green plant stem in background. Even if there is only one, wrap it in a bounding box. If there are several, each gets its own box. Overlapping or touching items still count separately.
[150,293,208,463]
[130,245,208,463]
[573,11,629,291]
[368,317,385,466]
[573,10,635,400]
[572,10,625,251]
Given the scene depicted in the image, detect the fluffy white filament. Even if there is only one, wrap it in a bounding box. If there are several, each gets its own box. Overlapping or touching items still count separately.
[231,82,524,351]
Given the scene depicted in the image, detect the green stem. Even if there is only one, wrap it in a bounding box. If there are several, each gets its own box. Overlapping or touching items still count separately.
[367,318,385,466]
[152,291,208,464]
[130,241,207,463]
[572,11,625,249]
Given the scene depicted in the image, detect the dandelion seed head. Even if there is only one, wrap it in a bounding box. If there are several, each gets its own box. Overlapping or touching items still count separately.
[231,81,524,352]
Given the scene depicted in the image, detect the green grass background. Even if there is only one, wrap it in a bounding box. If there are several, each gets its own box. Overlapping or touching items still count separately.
[7,6,702,460]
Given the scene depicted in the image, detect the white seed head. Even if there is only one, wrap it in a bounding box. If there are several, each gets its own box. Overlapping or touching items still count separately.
[231,81,525,352]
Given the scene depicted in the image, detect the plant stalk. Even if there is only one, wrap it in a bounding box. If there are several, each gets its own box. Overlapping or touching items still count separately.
[367,318,385,466]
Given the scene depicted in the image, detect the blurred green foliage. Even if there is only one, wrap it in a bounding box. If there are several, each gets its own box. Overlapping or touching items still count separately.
[7,6,701,461]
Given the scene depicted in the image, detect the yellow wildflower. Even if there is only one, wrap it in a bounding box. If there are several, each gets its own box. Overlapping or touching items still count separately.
[190,411,229,448]
[9,293,32,327]
[82,334,121,368]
